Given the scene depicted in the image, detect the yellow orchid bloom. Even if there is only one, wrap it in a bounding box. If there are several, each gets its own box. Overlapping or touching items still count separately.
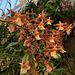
[49,37,55,43]
[38,21,45,30]
[46,17,53,25]
[59,25,64,30]
[35,34,41,40]
[34,28,41,40]
[66,24,72,35]
[51,48,58,58]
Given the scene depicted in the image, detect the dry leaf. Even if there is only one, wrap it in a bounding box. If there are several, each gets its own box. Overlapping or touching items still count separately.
[1,38,7,45]
[7,24,15,32]
[15,17,23,26]
[32,0,38,6]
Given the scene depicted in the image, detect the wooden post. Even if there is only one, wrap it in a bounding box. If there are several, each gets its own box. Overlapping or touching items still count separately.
[71,0,75,14]
[71,0,75,36]
[63,0,75,54]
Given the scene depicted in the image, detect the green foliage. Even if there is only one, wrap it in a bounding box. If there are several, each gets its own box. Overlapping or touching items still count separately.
[6,42,18,49]
[50,68,64,75]
[23,0,73,24]
[20,53,29,75]
[0,23,24,75]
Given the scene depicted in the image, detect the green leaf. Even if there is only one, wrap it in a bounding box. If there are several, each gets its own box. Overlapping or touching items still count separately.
[49,68,64,75]
[73,55,75,65]
[54,68,64,71]
[50,71,62,75]
[56,53,61,60]
[45,4,56,11]
[6,42,18,49]
[47,0,56,3]
[19,42,26,50]
[63,70,72,75]
[20,53,29,75]
[40,72,43,75]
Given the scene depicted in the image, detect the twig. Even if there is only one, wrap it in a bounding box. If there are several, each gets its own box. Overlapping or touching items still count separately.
[4,1,8,11]
[53,59,62,70]
[14,0,18,9]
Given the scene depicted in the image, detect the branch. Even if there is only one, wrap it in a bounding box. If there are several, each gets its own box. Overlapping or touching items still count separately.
[14,0,18,9]
[0,19,26,30]
[2,4,21,18]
